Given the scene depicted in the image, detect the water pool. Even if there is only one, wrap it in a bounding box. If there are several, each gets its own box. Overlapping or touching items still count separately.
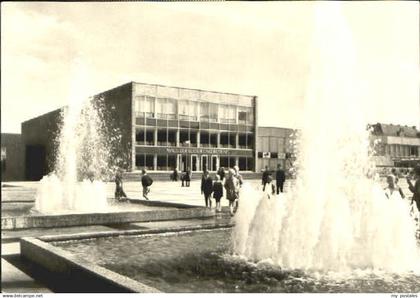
[53,229,420,293]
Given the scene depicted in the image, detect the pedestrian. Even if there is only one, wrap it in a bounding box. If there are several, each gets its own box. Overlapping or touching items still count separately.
[261,165,270,191]
[213,175,223,212]
[217,167,226,183]
[275,164,286,194]
[115,170,127,201]
[141,168,153,200]
[224,168,240,216]
[407,165,420,213]
[233,165,243,187]
[185,167,191,187]
[384,174,404,200]
[201,170,213,208]
[233,165,243,212]
[264,174,276,199]
[171,167,179,182]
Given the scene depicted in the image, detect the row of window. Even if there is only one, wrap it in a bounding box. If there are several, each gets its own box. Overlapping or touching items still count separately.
[384,144,419,157]
[135,154,254,171]
[134,96,254,124]
[135,129,254,149]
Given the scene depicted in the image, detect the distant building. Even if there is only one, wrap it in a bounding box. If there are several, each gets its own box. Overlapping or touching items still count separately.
[369,123,420,167]
[1,133,25,181]
[256,126,296,172]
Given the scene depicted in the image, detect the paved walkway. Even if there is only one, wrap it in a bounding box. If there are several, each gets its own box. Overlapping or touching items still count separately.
[2,179,248,293]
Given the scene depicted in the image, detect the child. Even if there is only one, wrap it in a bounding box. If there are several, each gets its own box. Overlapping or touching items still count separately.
[201,170,213,208]
[384,174,404,200]
[213,175,223,212]
[141,169,153,200]
[115,170,127,201]
[264,175,276,199]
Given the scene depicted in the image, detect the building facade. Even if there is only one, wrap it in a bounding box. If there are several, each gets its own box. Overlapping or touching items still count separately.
[126,82,257,172]
[369,123,420,167]
[20,82,258,179]
[256,126,295,172]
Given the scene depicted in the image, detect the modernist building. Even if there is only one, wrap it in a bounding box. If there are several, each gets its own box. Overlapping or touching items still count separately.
[256,126,295,172]
[369,123,420,167]
[20,82,257,179]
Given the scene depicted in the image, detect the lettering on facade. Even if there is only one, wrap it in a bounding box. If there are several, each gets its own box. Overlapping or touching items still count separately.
[166,148,230,155]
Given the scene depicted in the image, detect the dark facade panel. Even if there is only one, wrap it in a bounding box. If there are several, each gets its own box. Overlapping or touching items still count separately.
[1,133,25,181]
[21,108,62,180]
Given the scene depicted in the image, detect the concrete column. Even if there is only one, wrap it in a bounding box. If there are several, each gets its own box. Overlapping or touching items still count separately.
[153,154,157,171]
[154,129,158,146]
[176,130,180,147]
[217,132,220,148]
[235,133,239,149]
[235,156,239,167]
[197,131,201,148]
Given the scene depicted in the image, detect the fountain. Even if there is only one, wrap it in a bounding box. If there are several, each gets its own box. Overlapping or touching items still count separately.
[16,3,420,293]
[35,61,117,213]
[232,3,420,275]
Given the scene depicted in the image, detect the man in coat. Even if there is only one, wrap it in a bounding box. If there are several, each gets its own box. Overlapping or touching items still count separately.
[275,164,286,194]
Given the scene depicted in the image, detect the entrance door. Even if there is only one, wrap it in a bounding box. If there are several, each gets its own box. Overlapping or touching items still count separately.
[191,155,198,172]
[201,155,208,172]
[180,155,188,172]
[211,155,218,171]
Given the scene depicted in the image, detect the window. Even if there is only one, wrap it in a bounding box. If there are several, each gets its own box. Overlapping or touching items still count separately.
[189,101,198,121]
[200,103,209,121]
[144,96,155,118]
[179,100,189,120]
[238,111,247,123]
[209,103,218,122]
[134,96,144,116]
[156,98,166,119]
[219,105,236,124]
[166,98,177,119]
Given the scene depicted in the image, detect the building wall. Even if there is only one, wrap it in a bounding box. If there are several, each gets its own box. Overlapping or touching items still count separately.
[94,82,133,171]
[1,133,25,181]
[21,109,62,180]
[256,126,295,172]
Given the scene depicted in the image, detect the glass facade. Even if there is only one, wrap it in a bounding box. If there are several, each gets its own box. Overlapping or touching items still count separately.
[132,83,256,172]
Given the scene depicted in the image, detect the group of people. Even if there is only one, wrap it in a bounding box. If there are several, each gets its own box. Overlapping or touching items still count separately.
[384,165,420,215]
[200,166,243,215]
[261,164,286,196]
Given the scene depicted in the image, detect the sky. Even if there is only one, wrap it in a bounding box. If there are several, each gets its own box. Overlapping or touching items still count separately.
[1,1,419,134]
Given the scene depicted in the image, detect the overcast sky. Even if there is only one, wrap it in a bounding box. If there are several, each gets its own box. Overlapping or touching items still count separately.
[1,1,419,133]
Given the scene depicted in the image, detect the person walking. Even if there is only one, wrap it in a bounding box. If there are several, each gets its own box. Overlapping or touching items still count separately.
[114,170,128,201]
[261,165,270,191]
[141,169,153,200]
[233,165,243,212]
[171,167,179,182]
[384,174,404,200]
[185,167,192,187]
[217,167,226,183]
[407,165,420,213]
[264,174,276,199]
[224,168,240,216]
[275,164,286,194]
[201,170,213,208]
[213,175,223,212]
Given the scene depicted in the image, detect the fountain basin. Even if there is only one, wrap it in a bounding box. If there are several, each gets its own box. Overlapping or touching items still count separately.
[20,226,420,293]
[2,203,214,230]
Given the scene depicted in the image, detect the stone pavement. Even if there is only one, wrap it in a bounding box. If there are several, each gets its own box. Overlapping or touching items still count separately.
[2,177,249,293]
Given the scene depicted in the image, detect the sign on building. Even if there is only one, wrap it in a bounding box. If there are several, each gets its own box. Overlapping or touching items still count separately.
[278,153,286,159]
[262,152,271,159]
